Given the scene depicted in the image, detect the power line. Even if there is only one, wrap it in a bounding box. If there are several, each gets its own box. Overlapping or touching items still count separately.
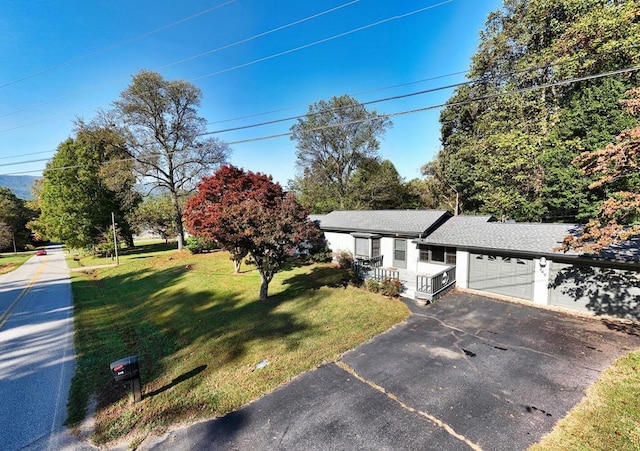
[0,0,237,90]
[156,0,361,72]
[0,0,363,123]
[4,64,638,176]
[190,1,453,82]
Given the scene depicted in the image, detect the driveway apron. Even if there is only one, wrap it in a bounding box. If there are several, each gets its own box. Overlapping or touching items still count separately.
[149,292,640,450]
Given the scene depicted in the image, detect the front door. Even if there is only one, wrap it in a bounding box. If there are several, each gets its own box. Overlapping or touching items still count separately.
[393,238,407,269]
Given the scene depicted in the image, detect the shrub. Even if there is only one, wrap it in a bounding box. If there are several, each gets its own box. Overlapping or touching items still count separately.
[185,236,218,254]
[362,277,403,297]
[364,279,381,293]
[309,242,333,263]
[346,269,364,287]
[380,278,403,297]
[335,250,353,269]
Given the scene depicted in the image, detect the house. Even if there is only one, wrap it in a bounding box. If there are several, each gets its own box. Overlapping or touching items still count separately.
[317,210,451,270]
[316,210,640,320]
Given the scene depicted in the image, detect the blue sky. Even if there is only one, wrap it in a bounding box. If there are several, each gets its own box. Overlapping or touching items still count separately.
[0,0,503,186]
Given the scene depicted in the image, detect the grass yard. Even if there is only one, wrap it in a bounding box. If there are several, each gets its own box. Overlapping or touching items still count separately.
[0,253,31,275]
[531,348,640,450]
[67,245,409,448]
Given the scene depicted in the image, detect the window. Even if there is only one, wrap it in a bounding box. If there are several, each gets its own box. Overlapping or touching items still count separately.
[419,245,457,264]
[431,246,445,262]
[355,237,368,257]
[371,238,380,257]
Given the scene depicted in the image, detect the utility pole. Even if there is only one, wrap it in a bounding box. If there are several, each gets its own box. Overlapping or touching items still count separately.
[111,212,119,266]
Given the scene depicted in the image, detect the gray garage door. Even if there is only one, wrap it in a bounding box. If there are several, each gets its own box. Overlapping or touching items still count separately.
[469,253,534,300]
[549,262,640,319]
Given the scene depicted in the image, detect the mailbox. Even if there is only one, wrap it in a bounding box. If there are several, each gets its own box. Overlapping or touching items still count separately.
[110,356,139,382]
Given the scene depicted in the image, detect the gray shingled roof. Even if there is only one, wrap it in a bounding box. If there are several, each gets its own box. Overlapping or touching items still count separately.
[319,210,451,236]
[418,216,580,255]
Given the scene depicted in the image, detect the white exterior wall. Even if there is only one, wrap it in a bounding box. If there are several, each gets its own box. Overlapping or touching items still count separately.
[455,250,470,288]
[532,257,551,305]
[324,232,355,257]
[380,237,395,268]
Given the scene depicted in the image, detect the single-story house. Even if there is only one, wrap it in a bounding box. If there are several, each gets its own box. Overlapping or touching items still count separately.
[315,210,640,320]
[315,209,452,271]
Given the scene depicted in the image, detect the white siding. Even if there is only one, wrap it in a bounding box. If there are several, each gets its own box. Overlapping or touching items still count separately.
[532,258,551,305]
[380,237,395,268]
[324,232,354,257]
[456,250,469,288]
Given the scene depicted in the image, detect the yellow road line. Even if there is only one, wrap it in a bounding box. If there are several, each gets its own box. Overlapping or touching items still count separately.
[336,361,483,451]
[0,261,47,330]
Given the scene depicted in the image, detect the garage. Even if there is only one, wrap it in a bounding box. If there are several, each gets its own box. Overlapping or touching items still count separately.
[469,253,534,300]
[549,262,640,318]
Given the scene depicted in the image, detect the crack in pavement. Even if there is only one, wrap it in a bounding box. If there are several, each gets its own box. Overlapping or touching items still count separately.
[335,361,483,451]
[413,313,604,373]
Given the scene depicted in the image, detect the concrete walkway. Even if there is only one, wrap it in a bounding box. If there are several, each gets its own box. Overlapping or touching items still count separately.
[143,292,640,450]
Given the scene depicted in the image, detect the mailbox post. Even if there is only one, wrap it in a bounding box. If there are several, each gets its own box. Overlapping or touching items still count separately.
[109,356,142,403]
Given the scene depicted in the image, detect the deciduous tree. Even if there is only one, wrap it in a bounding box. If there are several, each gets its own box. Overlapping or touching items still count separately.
[430,0,640,221]
[564,88,640,252]
[185,165,321,300]
[34,136,136,250]
[0,187,34,252]
[290,94,391,212]
[184,165,282,273]
[114,70,230,249]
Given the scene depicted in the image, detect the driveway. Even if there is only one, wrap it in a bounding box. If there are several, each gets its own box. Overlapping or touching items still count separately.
[147,292,640,450]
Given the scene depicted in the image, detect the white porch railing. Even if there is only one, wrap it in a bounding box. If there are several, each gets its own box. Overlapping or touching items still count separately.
[415,266,456,301]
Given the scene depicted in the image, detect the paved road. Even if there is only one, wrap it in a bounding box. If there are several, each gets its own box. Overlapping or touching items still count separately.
[148,293,640,450]
[0,246,82,450]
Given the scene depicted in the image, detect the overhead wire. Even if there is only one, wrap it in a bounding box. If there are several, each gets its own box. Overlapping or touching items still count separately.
[3,64,638,176]
[190,0,453,82]
[0,0,238,90]
[0,0,451,129]
[0,0,361,121]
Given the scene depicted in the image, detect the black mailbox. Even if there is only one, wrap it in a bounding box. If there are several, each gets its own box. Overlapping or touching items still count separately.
[110,356,139,382]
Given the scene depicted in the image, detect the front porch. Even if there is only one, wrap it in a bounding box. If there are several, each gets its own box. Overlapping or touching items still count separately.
[352,259,456,304]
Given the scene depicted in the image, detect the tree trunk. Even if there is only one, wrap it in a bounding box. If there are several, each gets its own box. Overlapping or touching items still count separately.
[170,191,184,250]
[233,258,242,274]
[259,278,269,301]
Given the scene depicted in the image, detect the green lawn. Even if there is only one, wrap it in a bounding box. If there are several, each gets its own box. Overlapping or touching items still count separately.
[67,245,409,447]
[0,253,31,275]
[531,348,640,450]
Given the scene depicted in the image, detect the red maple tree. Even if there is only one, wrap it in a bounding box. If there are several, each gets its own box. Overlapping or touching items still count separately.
[184,165,322,300]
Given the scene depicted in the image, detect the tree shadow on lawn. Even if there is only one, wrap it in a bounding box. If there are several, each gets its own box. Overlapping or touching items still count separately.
[279,265,350,294]
[72,264,325,414]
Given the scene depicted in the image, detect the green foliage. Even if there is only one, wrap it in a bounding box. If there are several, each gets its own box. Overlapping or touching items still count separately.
[362,277,403,297]
[347,159,414,210]
[34,136,137,251]
[430,0,640,222]
[185,236,218,254]
[290,95,392,213]
[131,194,178,242]
[0,187,36,251]
[308,241,333,263]
[113,70,230,250]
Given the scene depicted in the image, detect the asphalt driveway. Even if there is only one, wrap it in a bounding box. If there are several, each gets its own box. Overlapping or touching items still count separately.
[147,292,640,450]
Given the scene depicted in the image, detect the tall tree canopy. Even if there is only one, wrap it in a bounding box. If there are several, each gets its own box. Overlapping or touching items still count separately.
[429,0,640,222]
[564,87,640,252]
[290,94,392,212]
[0,187,35,252]
[184,165,282,273]
[113,70,230,249]
[33,133,138,250]
[184,165,322,300]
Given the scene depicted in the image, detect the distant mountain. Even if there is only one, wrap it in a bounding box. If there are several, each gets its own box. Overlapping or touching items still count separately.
[0,175,41,200]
